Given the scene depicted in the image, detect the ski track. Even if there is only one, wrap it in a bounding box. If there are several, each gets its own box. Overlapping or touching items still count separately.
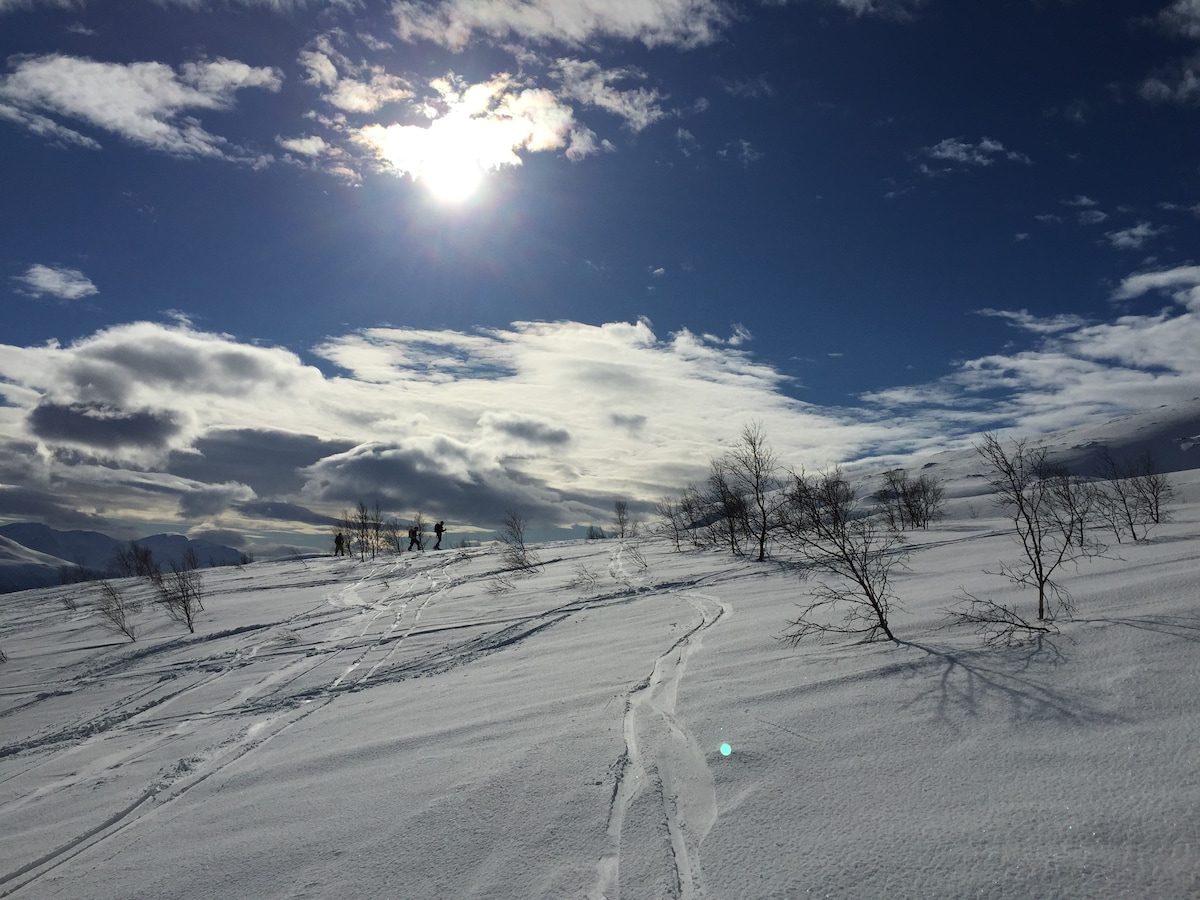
[0,554,471,896]
[1,546,729,898]
[591,543,729,900]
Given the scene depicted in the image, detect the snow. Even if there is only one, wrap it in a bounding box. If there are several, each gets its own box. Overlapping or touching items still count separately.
[2,473,1200,897]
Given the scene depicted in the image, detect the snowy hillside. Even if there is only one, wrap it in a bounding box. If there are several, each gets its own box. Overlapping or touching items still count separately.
[0,524,246,595]
[0,536,71,593]
[2,462,1198,898]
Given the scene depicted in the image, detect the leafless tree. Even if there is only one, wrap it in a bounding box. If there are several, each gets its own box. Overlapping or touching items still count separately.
[653,494,686,551]
[972,433,1099,623]
[1044,464,1100,549]
[156,546,204,633]
[112,541,159,580]
[706,457,747,555]
[874,468,945,531]
[95,580,141,642]
[499,508,540,572]
[1096,450,1174,542]
[726,421,785,561]
[613,500,630,539]
[383,517,403,554]
[678,482,711,549]
[780,467,906,644]
[946,590,1059,647]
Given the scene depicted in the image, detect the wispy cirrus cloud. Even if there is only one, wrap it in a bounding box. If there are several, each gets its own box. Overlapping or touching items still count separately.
[12,263,98,301]
[865,266,1200,436]
[298,33,413,113]
[390,0,734,51]
[1154,0,1200,39]
[551,59,667,132]
[1105,221,1166,250]
[830,0,927,19]
[0,54,283,160]
[919,136,1031,174]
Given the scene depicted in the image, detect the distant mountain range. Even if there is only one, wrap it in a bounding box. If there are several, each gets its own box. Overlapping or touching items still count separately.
[0,524,245,595]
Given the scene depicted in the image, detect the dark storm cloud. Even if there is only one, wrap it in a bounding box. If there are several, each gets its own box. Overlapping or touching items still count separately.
[0,484,112,531]
[234,500,338,527]
[488,417,570,446]
[304,442,604,529]
[28,402,181,449]
[168,429,359,496]
[611,413,647,435]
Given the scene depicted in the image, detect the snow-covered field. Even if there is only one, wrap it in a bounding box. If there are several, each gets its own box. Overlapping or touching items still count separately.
[2,473,1199,898]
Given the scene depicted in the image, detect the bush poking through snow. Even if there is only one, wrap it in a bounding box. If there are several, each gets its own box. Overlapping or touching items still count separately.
[975,433,1101,622]
[95,580,141,642]
[498,509,541,573]
[780,467,906,644]
[155,547,204,634]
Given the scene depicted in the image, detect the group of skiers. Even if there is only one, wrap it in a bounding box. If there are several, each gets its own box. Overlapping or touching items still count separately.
[333,520,446,557]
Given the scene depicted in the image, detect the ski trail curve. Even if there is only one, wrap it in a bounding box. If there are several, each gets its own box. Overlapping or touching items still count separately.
[591,591,727,900]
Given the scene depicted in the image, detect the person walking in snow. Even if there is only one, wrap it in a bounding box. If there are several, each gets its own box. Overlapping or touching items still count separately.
[407,525,421,551]
[334,532,347,557]
[433,521,445,550]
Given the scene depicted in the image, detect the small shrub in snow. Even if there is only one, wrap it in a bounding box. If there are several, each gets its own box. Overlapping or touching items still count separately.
[780,467,906,644]
[95,580,141,642]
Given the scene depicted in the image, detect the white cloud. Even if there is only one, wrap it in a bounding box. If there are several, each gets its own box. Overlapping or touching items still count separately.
[865,269,1200,437]
[299,35,413,113]
[975,308,1088,335]
[920,136,1031,172]
[1140,52,1200,104]
[720,138,762,165]
[551,59,666,132]
[1111,264,1200,303]
[833,0,926,18]
[390,0,733,51]
[276,134,329,156]
[352,72,599,189]
[0,54,282,159]
[676,127,699,157]
[715,75,773,98]
[12,264,98,301]
[1105,221,1165,250]
[0,102,102,148]
[1156,0,1200,38]
[0,318,886,534]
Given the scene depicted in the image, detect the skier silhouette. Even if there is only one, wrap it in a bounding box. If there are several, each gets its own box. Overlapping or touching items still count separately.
[434,521,445,550]
[407,525,422,551]
[334,532,347,557]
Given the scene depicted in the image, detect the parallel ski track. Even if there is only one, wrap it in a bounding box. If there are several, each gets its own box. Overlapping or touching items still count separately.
[591,543,729,900]
[0,550,722,897]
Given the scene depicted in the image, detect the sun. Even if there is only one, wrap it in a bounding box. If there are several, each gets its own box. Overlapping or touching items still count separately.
[420,155,485,204]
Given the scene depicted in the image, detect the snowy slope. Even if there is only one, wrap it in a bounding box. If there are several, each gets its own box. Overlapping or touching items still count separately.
[0,524,246,595]
[1,471,1198,899]
[0,536,70,593]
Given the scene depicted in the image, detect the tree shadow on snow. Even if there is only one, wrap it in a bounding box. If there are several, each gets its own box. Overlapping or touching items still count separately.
[886,638,1121,731]
[1073,613,1200,643]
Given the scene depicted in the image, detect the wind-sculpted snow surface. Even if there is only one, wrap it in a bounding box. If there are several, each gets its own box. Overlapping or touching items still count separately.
[2,483,1200,898]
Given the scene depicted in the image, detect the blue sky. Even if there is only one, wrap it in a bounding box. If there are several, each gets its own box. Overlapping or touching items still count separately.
[3,0,1200,552]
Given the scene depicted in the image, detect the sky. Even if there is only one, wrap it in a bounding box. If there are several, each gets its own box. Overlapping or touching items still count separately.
[4,0,1200,550]
[2,456,1199,897]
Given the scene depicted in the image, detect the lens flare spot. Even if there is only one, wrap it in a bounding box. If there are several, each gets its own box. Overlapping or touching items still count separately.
[720,742,732,756]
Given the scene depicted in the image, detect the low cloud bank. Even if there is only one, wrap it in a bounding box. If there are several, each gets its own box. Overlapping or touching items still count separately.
[3,269,1200,542]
